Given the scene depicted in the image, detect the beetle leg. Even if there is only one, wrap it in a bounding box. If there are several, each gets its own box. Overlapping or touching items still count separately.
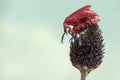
[61,27,75,43]
[83,17,95,26]
[69,37,73,43]
[70,33,79,40]
[78,23,86,32]
[69,34,78,43]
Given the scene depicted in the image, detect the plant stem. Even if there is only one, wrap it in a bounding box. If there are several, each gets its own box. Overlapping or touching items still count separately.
[80,71,87,80]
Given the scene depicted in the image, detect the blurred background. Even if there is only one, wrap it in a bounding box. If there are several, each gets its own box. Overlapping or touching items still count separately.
[0,0,120,80]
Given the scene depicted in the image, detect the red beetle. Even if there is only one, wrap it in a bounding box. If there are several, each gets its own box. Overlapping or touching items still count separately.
[61,5,100,43]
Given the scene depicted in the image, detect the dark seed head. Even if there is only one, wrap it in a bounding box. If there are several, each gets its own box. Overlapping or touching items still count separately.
[69,24,105,73]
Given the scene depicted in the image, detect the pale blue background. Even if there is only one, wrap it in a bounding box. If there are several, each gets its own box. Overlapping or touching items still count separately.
[0,0,120,80]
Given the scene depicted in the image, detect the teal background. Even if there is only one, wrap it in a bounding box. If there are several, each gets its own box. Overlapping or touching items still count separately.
[0,0,120,80]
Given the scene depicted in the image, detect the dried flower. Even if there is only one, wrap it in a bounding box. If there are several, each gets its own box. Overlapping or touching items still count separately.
[69,24,104,80]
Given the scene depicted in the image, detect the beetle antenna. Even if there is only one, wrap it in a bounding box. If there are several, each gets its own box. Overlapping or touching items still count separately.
[61,31,66,43]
